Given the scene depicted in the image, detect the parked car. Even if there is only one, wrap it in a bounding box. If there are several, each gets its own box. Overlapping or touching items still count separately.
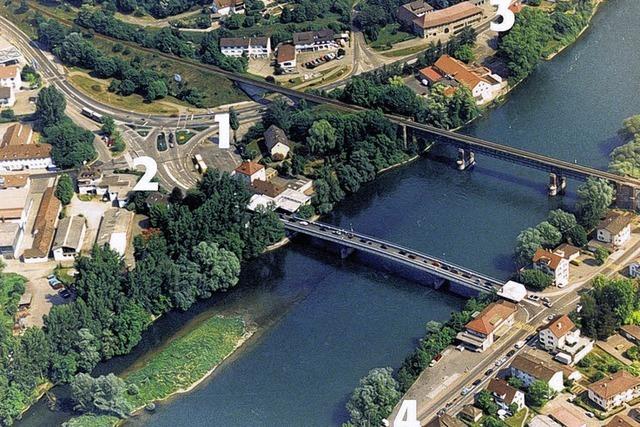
[299,221,309,226]
[547,314,556,321]
[515,340,526,349]
[49,279,63,290]
[59,289,71,299]
[461,386,472,396]
[543,301,553,308]
[527,294,540,301]
[484,368,494,376]
[472,379,482,387]
[507,349,516,357]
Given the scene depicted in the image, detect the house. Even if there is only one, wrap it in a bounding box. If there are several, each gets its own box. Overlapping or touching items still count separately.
[276,44,296,71]
[455,300,517,351]
[0,124,52,171]
[219,37,271,58]
[251,178,286,199]
[548,408,587,427]
[96,208,134,256]
[397,0,434,30]
[52,216,87,261]
[22,186,61,263]
[539,314,593,365]
[425,414,465,427]
[587,370,640,411]
[486,378,526,411]
[529,415,562,427]
[596,212,632,248]
[211,0,244,15]
[0,86,14,107]
[458,405,482,423]
[620,325,640,346]
[532,248,569,288]
[293,30,338,52]
[102,175,136,208]
[0,65,21,90]
[629,262,640,278]
[263,125,291,160]
[77,165,105,195]
[0,174,32,228]
[554,243,581,262]
[509,352,564,393]
[605,415,640,427]
[274,188,311,213]
[425,55,503,104]
[233,161,266,184]
[0,222,22,259]
[404,1,484,40]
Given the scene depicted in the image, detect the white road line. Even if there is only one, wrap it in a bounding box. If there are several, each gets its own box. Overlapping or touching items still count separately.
[162,164,190,190]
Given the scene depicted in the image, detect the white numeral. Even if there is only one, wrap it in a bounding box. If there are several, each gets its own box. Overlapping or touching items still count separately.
[132,156,159,191]
[491,0,515,33]
[393,400,420,427]
[215,113,230,149]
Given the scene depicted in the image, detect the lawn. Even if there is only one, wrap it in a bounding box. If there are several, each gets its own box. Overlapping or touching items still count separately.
[68,73,181,116]
[505,408,528,427]
[62,415,120,427]
[0,273,27,330]
[381,43,429,58]
[370,24,415,51]
[176,129,196,145]
[576,348,640,383]
[123,316,246,409]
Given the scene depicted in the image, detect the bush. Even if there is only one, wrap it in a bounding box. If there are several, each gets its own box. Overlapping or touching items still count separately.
[594,247,610,265]
[519,269,553,291]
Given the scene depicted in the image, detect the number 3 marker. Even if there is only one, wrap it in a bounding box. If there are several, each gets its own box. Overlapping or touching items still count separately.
[132,156,159,192]
[491,0,515,33]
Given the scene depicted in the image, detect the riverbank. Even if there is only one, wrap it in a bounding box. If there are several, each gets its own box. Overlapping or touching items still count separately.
[63,316,252,427]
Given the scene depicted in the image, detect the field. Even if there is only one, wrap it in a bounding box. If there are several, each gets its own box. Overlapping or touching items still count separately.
[123,316,247,409]
[62,415,120,427]
[370,24,414,51]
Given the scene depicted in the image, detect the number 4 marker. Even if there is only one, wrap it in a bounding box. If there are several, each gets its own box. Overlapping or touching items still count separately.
[394,400,420,427]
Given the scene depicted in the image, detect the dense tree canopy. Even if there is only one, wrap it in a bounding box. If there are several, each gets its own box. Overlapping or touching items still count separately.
[345,367,401,427]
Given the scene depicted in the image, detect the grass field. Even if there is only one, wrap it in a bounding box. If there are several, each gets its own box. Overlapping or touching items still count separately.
[62,415,120,427]
[176,129,195,145]
[381,43,428,58]
[123,316,246,409]
[370,24,414,51]
[0,273,26,330]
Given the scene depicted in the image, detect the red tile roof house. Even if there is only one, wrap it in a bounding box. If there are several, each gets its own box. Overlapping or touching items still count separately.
[232,161,266,185]
[587,371,640,411]
[486,378,525,411]
[455,300,517,352]
[532,248,569,288]
[538,314,593,366]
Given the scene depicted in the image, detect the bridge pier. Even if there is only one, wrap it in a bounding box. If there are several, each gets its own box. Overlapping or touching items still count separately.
[340,246,355,259]
[615,183,640,210]
[548,173,567,196]
[456,148,475,170]
[433,277,446,290]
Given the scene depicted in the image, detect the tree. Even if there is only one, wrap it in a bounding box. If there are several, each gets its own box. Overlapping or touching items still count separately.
[345,367,401,427]
[527,380,551,407]
[515,227,543,266]
[519,269,553,291]
[191,241,241,298]
[594,247,610,266]
[475,390,498,415]
[579,276,637,339]
[55,173,74,205]
[101,116,116,136]
[576,178,615,228]
[507,376,524,389]
[43,118,97,168]
[547,209,578,236]
[70,373,132,418]
[535,221,562,248]
[566,224,588,247]
[306,119,337,155]
[229,107,239,142]
[36,86,66,128]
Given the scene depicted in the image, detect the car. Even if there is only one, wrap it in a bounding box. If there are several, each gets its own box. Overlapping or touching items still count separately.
[49,279,63,290]
[472,379,482,387]
[59,289,71,299]
[547,314,555,321]
[484,368,494,376]
[456,344,465,352]
[507,349,516,357]
[585,412,595,418]
[461,386,472,396]
[541,296,550,303]
[380,244,388,249]
[576,304,583,313]
[47,274,57,281]
[515,340,526,349]
[543,301,553,308]
[408,254,416,259]
[421,79,429,86]
[399,250,407,255]
[495,359,503,367]
[527,294,540,301]
[299,221,309,226]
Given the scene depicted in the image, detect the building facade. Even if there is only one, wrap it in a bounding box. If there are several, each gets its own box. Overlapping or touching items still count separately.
[404,1,483,39]
[293,30,338,52]
[532,248,570,288]
[509,353,564,393]
[220,37,271,58]
[596,212,632,248]
[456,300,517,352]
[587,371,640,411]
[0,65,21,90]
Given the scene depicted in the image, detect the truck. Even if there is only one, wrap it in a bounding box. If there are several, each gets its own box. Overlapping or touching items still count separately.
[193,154,207,174]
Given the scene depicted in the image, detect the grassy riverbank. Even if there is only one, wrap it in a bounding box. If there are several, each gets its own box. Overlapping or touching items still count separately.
[64,316,251,426]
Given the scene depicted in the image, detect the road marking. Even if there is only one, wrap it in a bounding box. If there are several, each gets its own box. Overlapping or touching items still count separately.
[162,164,190,190]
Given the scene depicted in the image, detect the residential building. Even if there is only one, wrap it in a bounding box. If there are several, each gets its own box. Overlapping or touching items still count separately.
[540,314,593,365]
[263,125,291,159]
[52,216,86,261]
[0,222,22,259]
[219,37,271,58]
[0,124,52,171]
[0,174,32,228]
[251,178,286,199]
[276,44,296,70]
[486,378,525,411]
[403,1,483,39]
[620,325,640,346]
[397,0,434,30]
[274,188,311,213]
[554,243,581,262]
[548,408,587,427]
[420,55,503,104]
[22,186,61,263]
[629,262,640,278]
[458,405,483,423]
[587,370,640,411]
[425,414,465,427]
[0,86,14,107]
[96,208,134,256]
[211,0,244,15]
[77,166,106,195]
[596,212,632,248]
[605,415,640,427]
[102,175,136,208]
[293,30,338,52]
[529,415,562,427]
[532,248,569,288]
[0,65,21,90]
[233,161,266,184]
[509,352,564,393]
[456,300,517,351]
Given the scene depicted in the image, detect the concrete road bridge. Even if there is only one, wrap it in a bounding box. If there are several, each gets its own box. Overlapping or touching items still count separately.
[280,215,502,296]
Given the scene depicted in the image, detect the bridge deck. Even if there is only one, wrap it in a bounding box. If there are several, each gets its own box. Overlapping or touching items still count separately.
[280,215,502,294]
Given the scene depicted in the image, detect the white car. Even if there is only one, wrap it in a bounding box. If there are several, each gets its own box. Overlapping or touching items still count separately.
[299,221,309,226]
[515,340,526,349]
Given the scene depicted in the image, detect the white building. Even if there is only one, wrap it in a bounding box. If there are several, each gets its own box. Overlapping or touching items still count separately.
[96,208,134,256]
[52,216,86,261]
[401,1,484,40]
[539,314,593,365]
[0,65,21,90]
[233,161,266,185]
[509,353,564,393]
[532,248,569,288]
[263,125,291,160]
[596,212,632,248]
[0,174,32,229]
[0,86,15,107]
[0,222,23,259]
[497,280,527,303]
[486,378,526,412]
[587,371,640,411]
[0,124,52,171]
[629,262,640,278]
[293,30,338,52]
[0,47,22,66]
[456,300,517,352]
[276,44,296,71]
[211,0,244,15]
[220,37,271,58]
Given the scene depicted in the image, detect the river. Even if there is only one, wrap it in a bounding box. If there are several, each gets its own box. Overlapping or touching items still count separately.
[17,0,640,425]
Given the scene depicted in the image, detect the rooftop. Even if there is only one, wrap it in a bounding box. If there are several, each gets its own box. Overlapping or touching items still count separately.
[52,216,86,252]
[0,222,20,247]
[277,44,296,63]
[605,415,639,427]
[0,47,21,64]
[23,186,61,259]
[621,324,640,341]
[544,314,576,338]
[598,212,633,236]
[533,248,564,270]
[433,54,486,90]
[264,125,290,151]
[465,300,517,335]
[220,36,269,48]
[413,1,483,30]
[510,352,563,381]
[1,124,33,147]
[486,378,520,404]
[235,161,264,176]
[293,29,335,45]
[0,174,28,189]
[588,370,640,400]
[0,65,19,80]
[554,243,581,259]
[96,208,134,256]
[0,86,11,99]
